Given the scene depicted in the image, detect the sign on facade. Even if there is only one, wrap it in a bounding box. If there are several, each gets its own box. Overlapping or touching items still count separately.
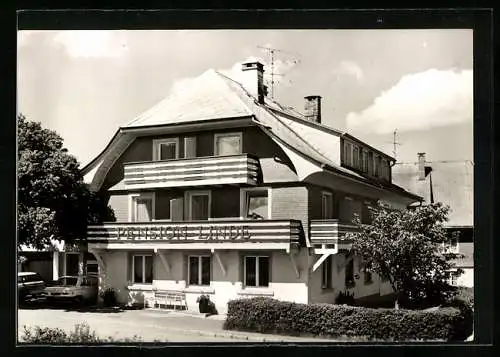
[116,225,252,241]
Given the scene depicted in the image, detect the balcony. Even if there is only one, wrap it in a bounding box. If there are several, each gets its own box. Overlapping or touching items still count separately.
[123,154,259,189]
[309,219,358,250]
[87,219,303,251]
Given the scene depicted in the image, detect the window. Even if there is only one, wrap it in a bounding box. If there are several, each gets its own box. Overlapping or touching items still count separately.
[368,152,374,175]
[133,255,153,284]
[321,191,333,219]
[244,256,269,287]
[130,193,155,222]
[186,191,210,220]
[214,133,242,156]
[362,263,373,284]
[353,145,360,168]
[188,256,211,286]
[448,270,458,286]
[153,138,179,161]
[184,136,197,158]
[345,259,355,288]
[374,155,382,177]
[344,141,353,166]
[242,189,269,219]
[321,255,333,289]
[361,149,368,172]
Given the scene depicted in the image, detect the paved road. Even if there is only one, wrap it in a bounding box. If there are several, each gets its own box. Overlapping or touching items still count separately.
[17,307,334,344]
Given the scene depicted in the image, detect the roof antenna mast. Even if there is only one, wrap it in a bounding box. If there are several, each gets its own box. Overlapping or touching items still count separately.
[257,45,300,99]
[387,129,402,161]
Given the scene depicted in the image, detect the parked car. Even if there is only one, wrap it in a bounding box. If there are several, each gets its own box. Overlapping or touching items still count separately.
[44,275,98,304]
[18,272,46,302]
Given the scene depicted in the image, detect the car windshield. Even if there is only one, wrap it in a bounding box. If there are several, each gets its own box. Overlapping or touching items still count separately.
[56,277,78,286]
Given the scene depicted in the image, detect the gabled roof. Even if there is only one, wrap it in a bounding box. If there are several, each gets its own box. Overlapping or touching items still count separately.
[392,160,474,226]
[125,69,253,128]
[83,66,420,202]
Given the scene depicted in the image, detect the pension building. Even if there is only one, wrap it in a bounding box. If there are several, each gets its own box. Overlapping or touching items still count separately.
[82,62,421,313]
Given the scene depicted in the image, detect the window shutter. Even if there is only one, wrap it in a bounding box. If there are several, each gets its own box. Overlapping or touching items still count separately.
[184,137,197,158]
[170,198,184,221]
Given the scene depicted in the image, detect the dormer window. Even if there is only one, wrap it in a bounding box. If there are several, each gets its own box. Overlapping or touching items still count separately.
[214,132,242,156]
[153,138,179,161]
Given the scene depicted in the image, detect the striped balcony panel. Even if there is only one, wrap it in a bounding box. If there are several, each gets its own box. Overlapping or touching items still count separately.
[123,154,259,189]
[309,219,358,249]
[87,220,303,250]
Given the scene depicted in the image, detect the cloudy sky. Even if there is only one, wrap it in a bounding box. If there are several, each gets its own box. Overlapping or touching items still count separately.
[17,30,473,167]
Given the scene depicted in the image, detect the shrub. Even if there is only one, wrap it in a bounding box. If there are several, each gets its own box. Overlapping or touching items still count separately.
[100,288,118,307]
[20,323,143,344]
[224,297,469,341]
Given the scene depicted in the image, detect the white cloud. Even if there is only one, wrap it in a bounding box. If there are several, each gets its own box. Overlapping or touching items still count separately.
[333,60,364,81]
[345,69,473,134]
[166,55,299,97]
[52,30,128,58]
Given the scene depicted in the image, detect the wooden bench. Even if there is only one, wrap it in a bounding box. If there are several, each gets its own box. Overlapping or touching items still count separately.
[151,290,188,310]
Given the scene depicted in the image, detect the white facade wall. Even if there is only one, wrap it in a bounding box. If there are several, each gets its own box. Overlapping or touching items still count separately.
[100,249,309,314]
[457,267,474,288]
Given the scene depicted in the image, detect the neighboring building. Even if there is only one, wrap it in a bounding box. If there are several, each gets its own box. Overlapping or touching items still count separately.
[392,154,474,288]
[82,61,421,312]
[18,240,98,282]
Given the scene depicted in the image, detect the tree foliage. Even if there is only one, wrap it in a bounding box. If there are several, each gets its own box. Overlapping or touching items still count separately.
[346,202,463,309]
[18,114,115,250]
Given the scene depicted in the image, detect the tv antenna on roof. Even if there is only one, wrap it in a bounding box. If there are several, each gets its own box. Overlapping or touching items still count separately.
[257,45,301,99]
[385,129,402,161]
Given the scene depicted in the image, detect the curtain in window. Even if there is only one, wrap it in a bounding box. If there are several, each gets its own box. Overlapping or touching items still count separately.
[258,256,269,287]
[189,257,199,285]
[216,135,241,156]
[159,142,177,160]
[201,257,211,285]
[135,198,152,222]
[245,257,256,286]
[133,256,143,283]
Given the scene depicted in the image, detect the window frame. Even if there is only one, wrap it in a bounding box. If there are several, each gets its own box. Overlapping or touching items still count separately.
[185,190,212,221]
[131,254,153,285]
[129,192,156,222]
[321,191,334,219]
[321,255,333,289]
[240,187,271,220]
[187,255,212,286]
[153,138,180,161]
[214,132,243,156]
[243,255,270,288]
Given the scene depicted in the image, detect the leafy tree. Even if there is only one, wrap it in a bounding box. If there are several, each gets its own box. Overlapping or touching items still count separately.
[346,202,463,309]
[17,114,115,250]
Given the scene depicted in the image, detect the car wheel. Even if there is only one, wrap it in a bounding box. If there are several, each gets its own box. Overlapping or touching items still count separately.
[74,296,83,305]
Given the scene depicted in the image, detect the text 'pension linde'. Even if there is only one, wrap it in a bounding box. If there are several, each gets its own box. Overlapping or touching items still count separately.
[115,225,252,241]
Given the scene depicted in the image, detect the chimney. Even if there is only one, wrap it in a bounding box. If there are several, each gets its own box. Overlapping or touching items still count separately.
[241,61,265,104]
[417,153,426,180]
[304,95,322,123]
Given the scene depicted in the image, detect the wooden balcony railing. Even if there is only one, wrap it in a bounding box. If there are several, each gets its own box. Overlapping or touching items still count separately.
[309,219,358,249]
[87,219,303,250]
[122,154,259,189]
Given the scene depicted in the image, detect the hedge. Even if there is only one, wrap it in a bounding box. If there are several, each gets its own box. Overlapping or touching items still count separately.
[223,297,472,341]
